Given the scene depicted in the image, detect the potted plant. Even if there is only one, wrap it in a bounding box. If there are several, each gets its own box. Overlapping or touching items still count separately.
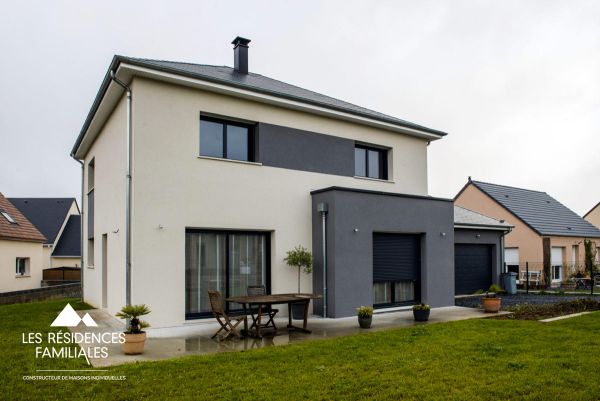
[412,303,430,321]
[482,284,503,313]
[284,245,313,319]
[116,304,151,355]
[357,306,373,328]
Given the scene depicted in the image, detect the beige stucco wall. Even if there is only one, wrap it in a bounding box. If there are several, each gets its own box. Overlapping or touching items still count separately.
[456,183,596,280]
[82,76,431,328]
[0,239,44,292]
[585,204,600,230]
[82,95,127,315]
[50,257,81,268]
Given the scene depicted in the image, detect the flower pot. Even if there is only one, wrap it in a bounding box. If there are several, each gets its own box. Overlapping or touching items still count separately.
[122,332,146,355]
[413,309,430,322]
[358,316,372,329]
[482,297,501,313]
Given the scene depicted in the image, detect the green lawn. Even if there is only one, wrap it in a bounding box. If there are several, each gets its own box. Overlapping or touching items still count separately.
[2,299,600,400]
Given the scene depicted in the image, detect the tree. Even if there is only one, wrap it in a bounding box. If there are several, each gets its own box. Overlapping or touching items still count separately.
[284,246,313,293]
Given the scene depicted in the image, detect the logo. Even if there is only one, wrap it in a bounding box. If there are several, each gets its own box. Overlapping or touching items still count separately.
[50,303,97,327]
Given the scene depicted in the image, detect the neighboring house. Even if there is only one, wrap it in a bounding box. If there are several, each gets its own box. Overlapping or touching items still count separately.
[0,193,46,292]
[8,198,81,270]
[453,206,512,295]
[71,36,486,328]
[455,179,600,285]
[584,202,600,230]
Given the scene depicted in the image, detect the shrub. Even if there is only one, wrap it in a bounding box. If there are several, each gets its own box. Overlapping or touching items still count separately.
[356,306,373,318]
[116,304,151,334]
[413,303,430,311]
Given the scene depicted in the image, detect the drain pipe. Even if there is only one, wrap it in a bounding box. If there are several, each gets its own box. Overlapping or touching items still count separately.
[110,70,133,307]
[317,203,328,317]
[74,158,84,300]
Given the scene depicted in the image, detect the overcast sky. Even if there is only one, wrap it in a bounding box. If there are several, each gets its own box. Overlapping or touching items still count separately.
[1,0,599,215]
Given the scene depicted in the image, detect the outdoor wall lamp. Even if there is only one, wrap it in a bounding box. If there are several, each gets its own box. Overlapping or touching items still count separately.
[440,232,446,237]
[353,228,359,233]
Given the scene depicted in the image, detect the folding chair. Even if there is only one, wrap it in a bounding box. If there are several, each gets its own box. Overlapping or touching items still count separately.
[208,290,247,341]
[247,285,278,331]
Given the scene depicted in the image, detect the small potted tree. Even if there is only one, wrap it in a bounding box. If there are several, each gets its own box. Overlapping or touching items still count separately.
[412,303,430,321]
[284,245,313,319]
[356,306,373,328]
[482,284,503,313]
[116,304,151,355]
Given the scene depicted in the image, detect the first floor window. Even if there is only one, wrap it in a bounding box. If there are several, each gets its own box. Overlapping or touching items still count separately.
[200,116,255,162]
[355,144,388,180]
[16,258,29,276]
[88,239,95,267]
[551,265,562,282]
[373,281,415,306]
[185,230,269,318]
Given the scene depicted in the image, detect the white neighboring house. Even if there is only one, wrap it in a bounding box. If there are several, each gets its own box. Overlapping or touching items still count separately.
[0,192,46,293]
[8,198,81,270]
[71,37,458,329]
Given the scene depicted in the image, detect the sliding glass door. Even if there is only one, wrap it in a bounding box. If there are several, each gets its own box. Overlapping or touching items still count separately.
[185,230,269,318]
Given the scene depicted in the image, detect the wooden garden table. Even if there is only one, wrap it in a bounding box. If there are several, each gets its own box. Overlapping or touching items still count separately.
[226,293,322,338]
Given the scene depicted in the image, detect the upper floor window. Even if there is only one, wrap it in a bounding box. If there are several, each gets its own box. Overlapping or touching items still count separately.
[87,158,95,192]
[355,144,388,180]
[200,116,255,162]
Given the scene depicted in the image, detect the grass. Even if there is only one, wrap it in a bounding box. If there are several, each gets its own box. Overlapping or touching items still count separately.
[2,299,600,400]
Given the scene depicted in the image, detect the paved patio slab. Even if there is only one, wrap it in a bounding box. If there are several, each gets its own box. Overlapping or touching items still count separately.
[71,306,509,367]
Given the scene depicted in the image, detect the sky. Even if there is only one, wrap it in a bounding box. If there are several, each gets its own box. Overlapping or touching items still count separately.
[1,0,599,215]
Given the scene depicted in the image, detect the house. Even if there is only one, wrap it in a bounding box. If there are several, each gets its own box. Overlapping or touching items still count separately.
[71,36,497,328]
[455,179,600,285]
[0,193,46,292]
[8,198,81,270]
[584,202,600,230]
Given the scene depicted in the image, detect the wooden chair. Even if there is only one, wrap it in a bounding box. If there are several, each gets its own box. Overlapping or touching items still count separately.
[247,285,278,331]
[208,290,247,341]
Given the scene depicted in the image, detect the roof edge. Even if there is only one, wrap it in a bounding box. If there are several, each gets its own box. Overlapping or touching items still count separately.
[310,186,453,203]
[584,201,600,218]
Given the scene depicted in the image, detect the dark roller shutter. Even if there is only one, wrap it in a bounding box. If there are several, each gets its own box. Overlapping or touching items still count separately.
[454,244,492,295]
[373,233,420,282]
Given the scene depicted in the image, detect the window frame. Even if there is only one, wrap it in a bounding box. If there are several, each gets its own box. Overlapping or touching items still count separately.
[185,229,271,320]
[354,143,388,180]
[16,257,29,276]
[199,116,256,162]
[1,211,16,224]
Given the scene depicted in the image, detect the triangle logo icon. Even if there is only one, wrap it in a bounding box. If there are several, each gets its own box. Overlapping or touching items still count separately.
[81,313,98,327]
[50,303,83,327]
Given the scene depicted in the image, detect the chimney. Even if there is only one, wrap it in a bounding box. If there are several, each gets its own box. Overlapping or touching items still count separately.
[232,36,251,74]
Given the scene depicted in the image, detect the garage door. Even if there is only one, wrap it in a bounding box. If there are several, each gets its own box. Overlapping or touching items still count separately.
[373,233,421,306]
[455,244,492,295]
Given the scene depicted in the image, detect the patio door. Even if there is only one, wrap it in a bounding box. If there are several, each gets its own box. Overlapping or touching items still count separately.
[185,230,270,319]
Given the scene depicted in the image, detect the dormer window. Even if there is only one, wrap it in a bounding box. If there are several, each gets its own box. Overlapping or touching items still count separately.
[1,210,16,224]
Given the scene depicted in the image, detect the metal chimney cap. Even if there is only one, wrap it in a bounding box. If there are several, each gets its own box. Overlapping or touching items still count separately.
[317,203,329,213]
[232,36,251,47]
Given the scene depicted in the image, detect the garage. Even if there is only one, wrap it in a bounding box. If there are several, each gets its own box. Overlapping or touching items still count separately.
[454,244,493,295]
[453,206,512,296]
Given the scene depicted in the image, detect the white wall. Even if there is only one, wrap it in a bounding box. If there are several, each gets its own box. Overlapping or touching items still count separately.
[0,239,44,292]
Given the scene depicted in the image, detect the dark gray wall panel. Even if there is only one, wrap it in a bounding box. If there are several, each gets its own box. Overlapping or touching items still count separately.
[311,188,455,318]
[454,228,504,292]
[258,123,355,176]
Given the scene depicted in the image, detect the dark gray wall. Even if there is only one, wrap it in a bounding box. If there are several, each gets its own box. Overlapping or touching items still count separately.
[454,228,504,288]
[258,123,355,176]
[311,187,455,318]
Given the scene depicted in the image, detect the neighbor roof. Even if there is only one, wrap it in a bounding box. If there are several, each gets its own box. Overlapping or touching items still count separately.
[0,193,46,243]
[454,205,512,230]
[52,215,81,257]
[8,198,77,244]
[468,180,600,238]
[71,55,447,156]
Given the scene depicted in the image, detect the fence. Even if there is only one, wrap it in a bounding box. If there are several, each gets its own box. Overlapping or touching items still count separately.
[505,261,599,294]
[42,266,81,282]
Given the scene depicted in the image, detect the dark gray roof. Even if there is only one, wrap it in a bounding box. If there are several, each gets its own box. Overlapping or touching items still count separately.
[471,181,600,238]
[7,198,76,244]
[72,55,447,156]
[52,215,81,257]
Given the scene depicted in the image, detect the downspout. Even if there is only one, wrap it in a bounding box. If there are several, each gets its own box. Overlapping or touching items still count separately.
[110,70,133,307]
[74,158,84,301]
[317,203,328,317]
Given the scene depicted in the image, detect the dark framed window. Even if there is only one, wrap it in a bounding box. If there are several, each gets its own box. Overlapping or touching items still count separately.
[16,258,29,276]
[185,229,270,319]
[200,116,255,162]
[355,144,387,180]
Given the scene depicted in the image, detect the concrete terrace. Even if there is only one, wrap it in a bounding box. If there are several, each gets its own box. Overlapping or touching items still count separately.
[71,306,509,367]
